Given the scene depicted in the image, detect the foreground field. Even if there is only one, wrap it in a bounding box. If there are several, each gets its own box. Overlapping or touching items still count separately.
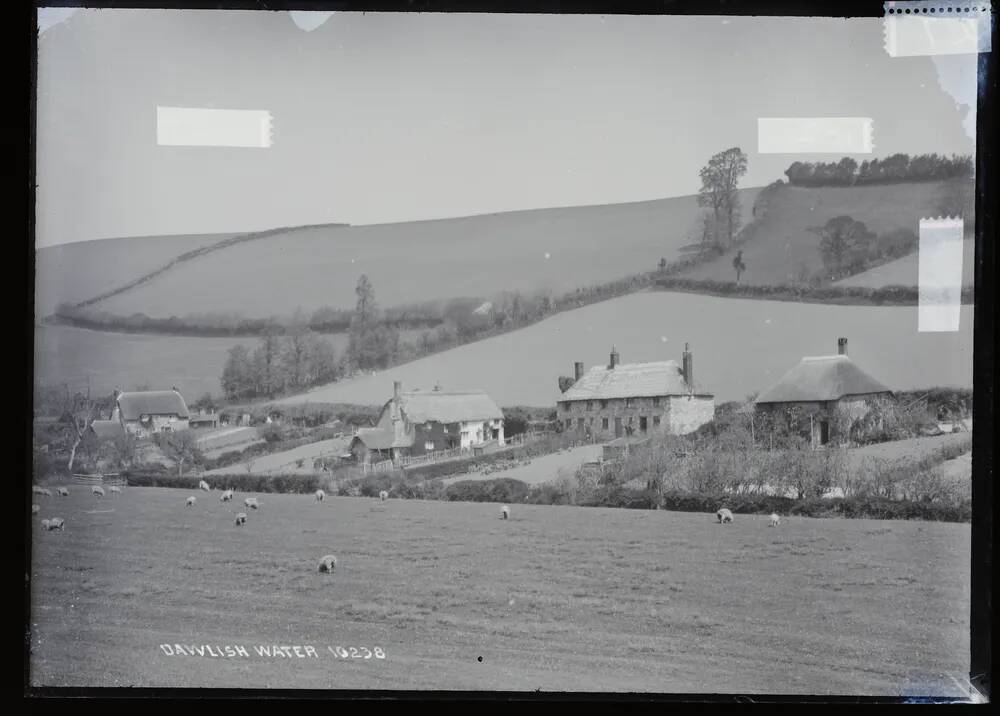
[29,488,969,693]
[276,290,974,406]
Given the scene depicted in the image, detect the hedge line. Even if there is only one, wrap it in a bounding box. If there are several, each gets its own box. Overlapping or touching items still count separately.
[653,277,975,305]
[124,472,326,493]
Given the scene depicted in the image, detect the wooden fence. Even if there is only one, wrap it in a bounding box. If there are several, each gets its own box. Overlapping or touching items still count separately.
[71,473,127,487]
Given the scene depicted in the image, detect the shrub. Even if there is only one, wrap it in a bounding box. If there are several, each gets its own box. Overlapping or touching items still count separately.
[444,478,531,503]
[124,471,325,493]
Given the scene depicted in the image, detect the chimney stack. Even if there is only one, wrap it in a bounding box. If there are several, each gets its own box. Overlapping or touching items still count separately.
[609,346,620,369]
[682,343,693,390]
[574,362,584,382]
[838,337,848,356]
[393,381,402,401]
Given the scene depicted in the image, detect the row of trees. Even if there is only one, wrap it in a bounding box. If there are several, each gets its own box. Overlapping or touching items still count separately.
[784,153,973,187]
[221,327,339,400]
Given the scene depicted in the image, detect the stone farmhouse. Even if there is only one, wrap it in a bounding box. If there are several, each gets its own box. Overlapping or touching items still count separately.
[350,382,505,465]
[94,388,192,439]
[753,338,894,447]
[556,345,715,439]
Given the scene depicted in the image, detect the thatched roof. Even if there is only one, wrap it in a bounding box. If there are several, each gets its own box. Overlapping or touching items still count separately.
[350,427,398,451]
[561,361,708,401]
[755,355,892,404]
[397,390,503,424]
[89,420,125,441]
[116,390,190,420]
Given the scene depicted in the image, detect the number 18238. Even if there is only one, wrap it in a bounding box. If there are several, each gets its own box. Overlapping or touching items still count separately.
[328,646,385,659]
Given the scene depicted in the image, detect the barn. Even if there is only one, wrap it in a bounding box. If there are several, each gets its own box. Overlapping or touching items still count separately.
[753,338,894,447]
[556,345,715,439]
[349,382,505,465]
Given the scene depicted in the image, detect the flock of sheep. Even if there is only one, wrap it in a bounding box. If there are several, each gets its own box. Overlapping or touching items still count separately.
[716,507,781,528]
[32,483,124,530]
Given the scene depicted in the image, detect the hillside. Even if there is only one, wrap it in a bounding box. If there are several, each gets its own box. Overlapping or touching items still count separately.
[273,290,973,407]
[834,241,975,289]
[34,232,237,318]
[55,189,761,320]
[678,179,974,285]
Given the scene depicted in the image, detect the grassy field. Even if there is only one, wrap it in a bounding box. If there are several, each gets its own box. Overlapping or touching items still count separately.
[34,232,237,317]
[73,189,761,320]
[835,241,976,289]
[679,180,971,285]
[28,487,969,693]
[274,290,974,406]
[203,438,352,476]
[440,444,603,486]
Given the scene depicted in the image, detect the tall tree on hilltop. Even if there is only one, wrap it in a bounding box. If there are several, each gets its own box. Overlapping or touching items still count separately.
[698,147,748,248]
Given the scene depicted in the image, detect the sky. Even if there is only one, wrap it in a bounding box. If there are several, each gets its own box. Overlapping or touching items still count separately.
[35,9,977,248]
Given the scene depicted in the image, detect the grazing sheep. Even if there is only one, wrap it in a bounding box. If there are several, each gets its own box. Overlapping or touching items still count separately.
[198,480,210,492]
[500,505,510,520]
[57,487,70,497]
[379,490,389,502]
[244,497,259,510]
[716,508,734,524]
[317,554,337,573]
[40,488,53,497]
[234,512,247,526]
[32,485,45,495]
[41,517,65,531]
[220,489,234,503]
[32,504,40,514]
[185,496,196,507]
[315,489,325,502]
[92,486,105,498]
[109,485,122,496]
[769,513,780,527]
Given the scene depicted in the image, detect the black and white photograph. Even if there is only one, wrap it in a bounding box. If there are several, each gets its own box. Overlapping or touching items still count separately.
[28,1,992,697]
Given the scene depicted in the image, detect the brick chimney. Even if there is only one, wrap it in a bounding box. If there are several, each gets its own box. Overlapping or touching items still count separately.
[682,343,693,390]
[609,346,620,369]
[838,337,848,355]
[392,381,402,422]
[574,362,584,382]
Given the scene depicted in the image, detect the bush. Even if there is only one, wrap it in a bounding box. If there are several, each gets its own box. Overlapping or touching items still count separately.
[124,471,325,493]
[444,478,531,503]
[258,424,285,443]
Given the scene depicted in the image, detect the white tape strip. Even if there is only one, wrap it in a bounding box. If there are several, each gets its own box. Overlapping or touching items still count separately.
[757,118,874,154]
[885,1,992,57]
[156,106,273,148]
[918,217,964,332]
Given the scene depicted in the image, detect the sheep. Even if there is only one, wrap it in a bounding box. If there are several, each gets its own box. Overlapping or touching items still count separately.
[199,480,211,492]
[109,485,122,496]
[34,486,53,497]
[769,513,780,528]
[92,486,105,498]
[220,489,234,503]
[185,496,196,507]
[41,517,65,531]
[31,504,40,514]
[379,490,389,502]
[56,487,70,497]
[500,505,510,520]
[716,508,734,524]
[244,497,259,510]
[315,489,325,502]
[317,554,337,573]
[234,512,247,526]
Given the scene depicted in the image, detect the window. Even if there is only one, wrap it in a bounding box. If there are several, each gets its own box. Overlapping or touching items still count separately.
[625,398,633,408]
[652,397,660,407]
[653,416,661,427]
[602,418,609,430]
[600,400,608,409]
[639,416,648,432]
[587,401,593,411]
[565,419,572,429]
[577,418,585,430]
[425,442,435,451]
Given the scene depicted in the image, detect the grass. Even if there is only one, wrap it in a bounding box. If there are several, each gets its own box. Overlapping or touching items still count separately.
[67,189,761,320]
[678,180,970,285]
[28,487,969,693]
[272,290,974,406]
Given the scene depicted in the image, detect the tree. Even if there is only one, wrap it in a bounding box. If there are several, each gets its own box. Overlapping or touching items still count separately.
[348,275,399,371]
[698,147,748,248]
[221,344,254,400]
[809,215,877,275]
[354,274,376,324]
[658,257,667,271]
[63,392,103,473]
[156,429,202,476]
[732,250,746,284]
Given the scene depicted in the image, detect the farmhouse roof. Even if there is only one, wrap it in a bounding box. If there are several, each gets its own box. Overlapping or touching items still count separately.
[397,390,503,424]
[116,390,190,421]
[755,355,893,404]
[561,361,707,401]
[89,420,125,441]
[351,427,408,450]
